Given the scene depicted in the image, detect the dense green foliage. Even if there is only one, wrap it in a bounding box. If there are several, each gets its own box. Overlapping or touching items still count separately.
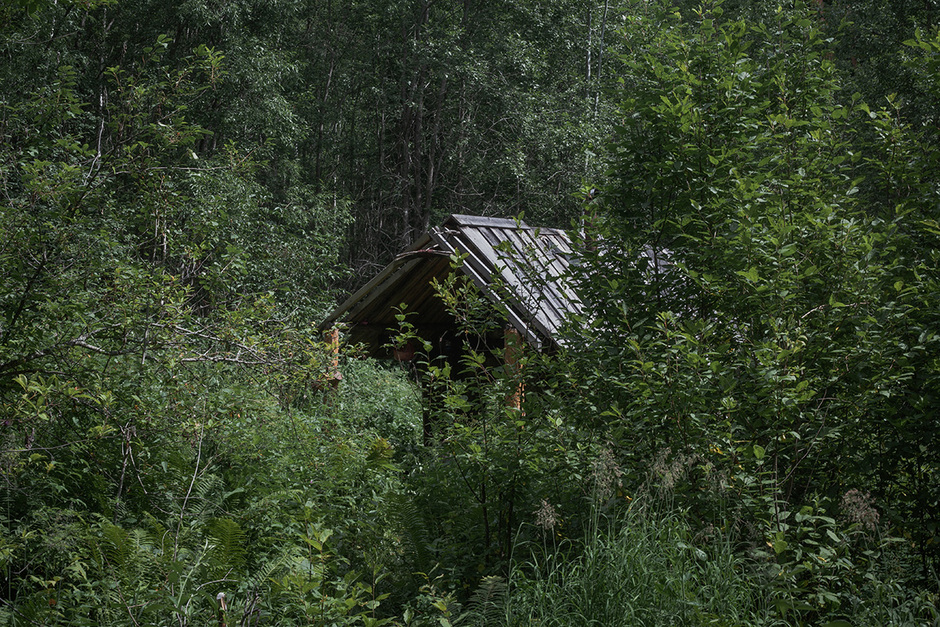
[2,0,939,625]
[565,1,940,623]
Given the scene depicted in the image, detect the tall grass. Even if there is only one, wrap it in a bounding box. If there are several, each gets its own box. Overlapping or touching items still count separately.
[501,504,772,627]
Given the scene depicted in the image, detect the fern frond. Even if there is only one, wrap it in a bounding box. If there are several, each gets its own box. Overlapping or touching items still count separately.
[188,473,225,520]
[457,576,508,627]
[207,517,248,574]
[387,492,435,577]
[143,511,171,557]
[99,521,132,570]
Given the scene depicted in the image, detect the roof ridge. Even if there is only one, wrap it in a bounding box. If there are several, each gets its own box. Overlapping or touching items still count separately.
[445,214,529,228]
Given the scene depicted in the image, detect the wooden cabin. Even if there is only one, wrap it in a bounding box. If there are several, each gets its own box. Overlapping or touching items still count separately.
[320,214,581,358]
[320,214,581,441]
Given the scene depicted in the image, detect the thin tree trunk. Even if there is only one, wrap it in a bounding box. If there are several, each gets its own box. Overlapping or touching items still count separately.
[594,0,609,116]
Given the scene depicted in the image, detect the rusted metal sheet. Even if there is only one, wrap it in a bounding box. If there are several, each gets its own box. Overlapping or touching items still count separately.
[320,214,581,355]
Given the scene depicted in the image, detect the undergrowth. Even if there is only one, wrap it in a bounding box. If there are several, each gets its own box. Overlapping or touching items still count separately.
[503,504,767,627]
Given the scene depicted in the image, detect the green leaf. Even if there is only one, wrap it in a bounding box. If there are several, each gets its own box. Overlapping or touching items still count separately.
[828,293,846,307]
[736,267,759,283]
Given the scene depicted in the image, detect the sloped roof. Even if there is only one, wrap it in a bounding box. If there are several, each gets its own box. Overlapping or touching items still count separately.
[320,214,581,351]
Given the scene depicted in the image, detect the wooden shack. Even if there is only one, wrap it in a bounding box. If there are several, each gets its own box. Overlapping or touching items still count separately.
[320,214,581,359]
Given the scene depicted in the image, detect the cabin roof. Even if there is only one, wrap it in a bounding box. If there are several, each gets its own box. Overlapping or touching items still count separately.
[320,214,581,352]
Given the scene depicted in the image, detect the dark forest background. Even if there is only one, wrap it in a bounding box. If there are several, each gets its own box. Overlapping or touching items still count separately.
[2,0,939,624]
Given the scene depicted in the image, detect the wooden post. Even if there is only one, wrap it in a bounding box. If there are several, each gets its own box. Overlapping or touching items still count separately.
[504,326,524,412]
[216,592,227,627]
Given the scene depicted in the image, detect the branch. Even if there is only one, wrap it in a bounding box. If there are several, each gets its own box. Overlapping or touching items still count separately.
[0,319,292,378]
[175,427,203,560]
[0,331,138,374]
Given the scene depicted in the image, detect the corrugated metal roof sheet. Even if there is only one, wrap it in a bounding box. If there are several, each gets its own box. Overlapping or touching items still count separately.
[320,214,581,352]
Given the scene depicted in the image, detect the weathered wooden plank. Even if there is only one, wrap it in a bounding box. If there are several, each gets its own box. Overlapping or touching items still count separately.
[448,214,523,229]
[432,227,547,349]
[320,257,421,329]
[492,246,564,335]
[359,255,450,327]
[449,226,559,344]
[484,227,572,334]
